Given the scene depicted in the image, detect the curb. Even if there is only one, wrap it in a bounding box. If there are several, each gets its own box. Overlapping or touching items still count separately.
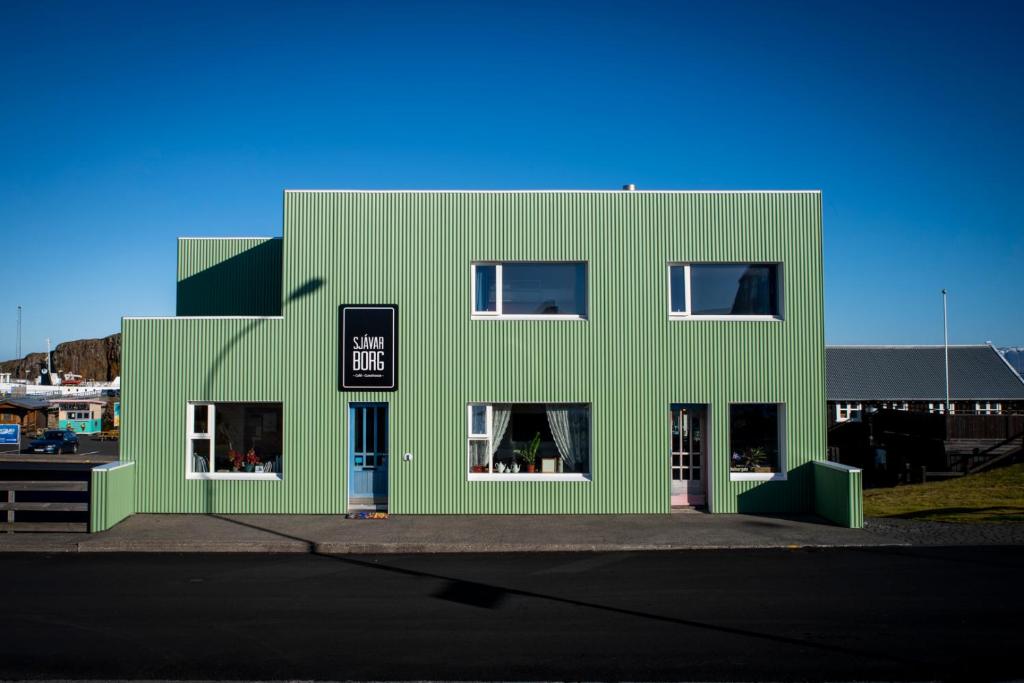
[0,540,911,554]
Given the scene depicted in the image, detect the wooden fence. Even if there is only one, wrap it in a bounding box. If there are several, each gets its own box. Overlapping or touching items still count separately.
[945,414,1024,440]
[1,480,89,532]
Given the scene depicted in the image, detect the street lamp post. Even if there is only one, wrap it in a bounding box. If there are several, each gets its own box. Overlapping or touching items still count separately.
[942,289,950,414]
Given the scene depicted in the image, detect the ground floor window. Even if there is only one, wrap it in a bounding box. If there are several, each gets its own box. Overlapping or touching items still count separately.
[928,402,956,415]
[467,403,590,479]
[188,402,283,479]
[729,403,784,479]
[881,401,909,411]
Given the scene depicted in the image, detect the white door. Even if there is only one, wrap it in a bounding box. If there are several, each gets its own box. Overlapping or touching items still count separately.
[670,405,707,507]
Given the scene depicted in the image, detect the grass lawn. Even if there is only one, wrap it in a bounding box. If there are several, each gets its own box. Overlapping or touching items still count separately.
[864,463,1024,523]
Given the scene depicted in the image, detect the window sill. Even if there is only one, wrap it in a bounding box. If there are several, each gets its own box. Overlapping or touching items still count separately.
[468,473,592,482]
[670,314,783,322]
[187,473,283,481]
[729,472,787,482]
[471,314,588,321]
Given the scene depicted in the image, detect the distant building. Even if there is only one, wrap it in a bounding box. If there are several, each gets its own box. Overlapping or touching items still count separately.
[52,399,105,434]
[826,344,1024,423]
[0,397,51,431]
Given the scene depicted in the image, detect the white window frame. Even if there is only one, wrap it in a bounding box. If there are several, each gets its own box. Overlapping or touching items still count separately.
[975,401,1002,415]
[728,402,787,482]
[466,402,592,481]
[185,401,283,481]
[835,402,863,422]
[928,402,956,415]
[470,262,588,321]
[667,262,784,321]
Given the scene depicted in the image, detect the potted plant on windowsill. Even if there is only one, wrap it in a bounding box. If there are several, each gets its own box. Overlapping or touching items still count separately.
[515,432,541,473]
[746,446,773,473]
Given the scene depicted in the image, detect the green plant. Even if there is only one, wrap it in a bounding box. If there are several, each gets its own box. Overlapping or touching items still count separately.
[733,446,769,471]
[515,432,542,465]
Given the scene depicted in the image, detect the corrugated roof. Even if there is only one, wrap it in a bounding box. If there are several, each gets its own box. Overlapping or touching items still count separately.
[826,345,1024,401]
[0,396,52,410]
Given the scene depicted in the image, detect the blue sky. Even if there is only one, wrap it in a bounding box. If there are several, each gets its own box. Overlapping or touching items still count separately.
[2,0,1021,358]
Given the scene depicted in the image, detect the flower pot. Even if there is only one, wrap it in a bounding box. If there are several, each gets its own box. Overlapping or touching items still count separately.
[526,464,535,473]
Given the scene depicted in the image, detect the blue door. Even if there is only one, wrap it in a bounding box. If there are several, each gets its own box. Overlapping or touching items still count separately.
[348,403,388,509]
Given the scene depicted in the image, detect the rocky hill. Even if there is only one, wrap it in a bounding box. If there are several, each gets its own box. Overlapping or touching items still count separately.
[0,333,120,382]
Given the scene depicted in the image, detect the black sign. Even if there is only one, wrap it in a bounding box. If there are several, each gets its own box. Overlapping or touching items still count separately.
[339,305,398,391]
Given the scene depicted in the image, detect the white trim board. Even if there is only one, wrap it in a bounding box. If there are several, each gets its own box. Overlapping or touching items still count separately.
[827,344,992,349]
[815,460,862,474]
[468,474,593,482]
[177,236,280,240]
[122,316,284,320]
[285,189,821,194]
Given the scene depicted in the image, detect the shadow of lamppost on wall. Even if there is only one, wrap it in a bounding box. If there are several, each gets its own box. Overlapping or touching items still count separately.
[200,277,325,512]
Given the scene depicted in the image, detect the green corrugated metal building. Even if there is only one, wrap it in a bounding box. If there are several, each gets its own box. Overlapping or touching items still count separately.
[121,189,845,517]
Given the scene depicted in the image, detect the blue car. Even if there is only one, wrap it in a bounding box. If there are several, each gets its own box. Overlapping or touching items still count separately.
[27,430,79,455]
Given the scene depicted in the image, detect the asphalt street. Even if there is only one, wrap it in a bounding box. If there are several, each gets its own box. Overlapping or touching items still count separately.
[1,546,1021,681]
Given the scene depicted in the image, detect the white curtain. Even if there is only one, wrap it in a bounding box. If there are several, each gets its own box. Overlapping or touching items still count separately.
[491,405,511,455]
[545,405,589,472]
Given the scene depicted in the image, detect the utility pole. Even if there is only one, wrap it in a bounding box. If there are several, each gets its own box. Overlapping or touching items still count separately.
[16,305,21,359]
[942,289,950,414]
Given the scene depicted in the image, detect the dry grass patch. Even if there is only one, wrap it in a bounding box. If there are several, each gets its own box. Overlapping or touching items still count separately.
[864,463,1024,523]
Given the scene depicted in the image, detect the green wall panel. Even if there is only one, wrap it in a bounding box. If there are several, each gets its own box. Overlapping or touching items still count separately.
[813,460,864,528]
[90,461,136,532]
[177,237,282,316]
[125,191,826,515]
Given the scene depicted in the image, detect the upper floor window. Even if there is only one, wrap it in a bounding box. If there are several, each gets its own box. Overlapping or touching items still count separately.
[668,263,782,319]
[472,262,587,319]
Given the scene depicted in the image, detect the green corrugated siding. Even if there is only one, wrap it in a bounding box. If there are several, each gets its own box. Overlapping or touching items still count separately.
[90,462,136,532]
[125,191,826,514]
[176,237,282,316]
[813,461,864,528]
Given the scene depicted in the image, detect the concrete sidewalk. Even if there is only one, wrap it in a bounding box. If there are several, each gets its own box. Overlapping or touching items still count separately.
[0,512,902,553]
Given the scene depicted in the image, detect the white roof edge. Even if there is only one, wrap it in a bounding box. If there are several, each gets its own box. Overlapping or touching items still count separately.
[122,316,284,321]
[177,236,280,240]
[828,396,1023,401]
[282,189,822,194]
[826,344,991,349]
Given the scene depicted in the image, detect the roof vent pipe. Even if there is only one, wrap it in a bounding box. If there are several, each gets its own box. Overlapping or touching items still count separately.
[622,184,636,191]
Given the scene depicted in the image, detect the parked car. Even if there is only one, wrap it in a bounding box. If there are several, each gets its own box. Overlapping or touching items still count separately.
[26,430,79,455]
